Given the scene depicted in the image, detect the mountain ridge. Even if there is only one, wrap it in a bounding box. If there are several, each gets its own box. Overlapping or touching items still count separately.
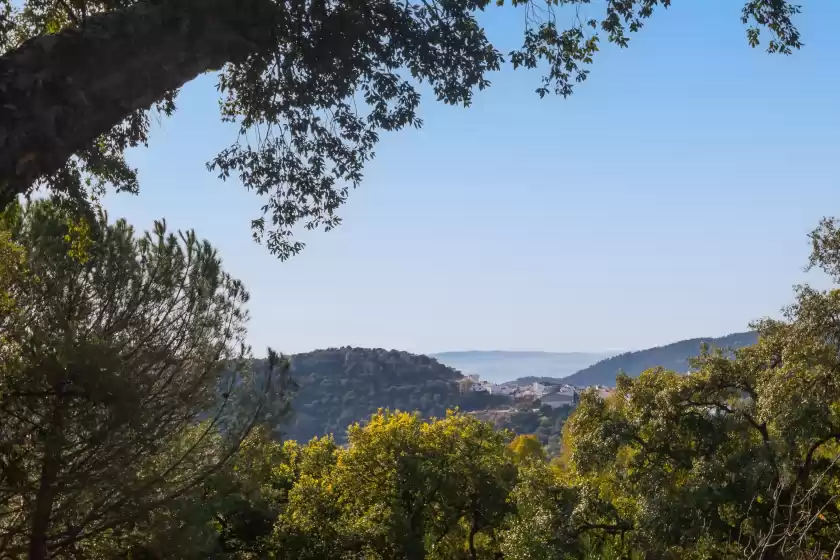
[546,331,759,387]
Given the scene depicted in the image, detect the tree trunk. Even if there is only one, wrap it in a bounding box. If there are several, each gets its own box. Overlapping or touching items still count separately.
[0,0,280,206]
[468,526,477,560]
[468,500,480,560]
[28,392,66,560]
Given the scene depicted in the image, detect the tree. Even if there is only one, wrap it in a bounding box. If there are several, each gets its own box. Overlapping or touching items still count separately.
[559,218,840,558]
[509,434,546,464]
[499,460,579,560]
[273,409,517,559]
[0,0,803,258]
[0,227,24,317]
[96,425,295,559]
[0,199,292,558]
[420,411,517,559]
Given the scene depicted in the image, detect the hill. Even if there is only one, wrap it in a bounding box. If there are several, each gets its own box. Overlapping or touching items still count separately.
[279,347,509,443]
[431,350,614,384]
[558,331,759,387]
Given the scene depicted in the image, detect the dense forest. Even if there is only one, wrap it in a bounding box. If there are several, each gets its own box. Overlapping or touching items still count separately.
[259,347,589,448]
[275,348,508,443]
[473,402,575,456]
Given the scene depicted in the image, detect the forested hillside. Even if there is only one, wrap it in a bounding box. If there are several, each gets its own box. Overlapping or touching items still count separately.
[277,335,760,443]
[278,347,509,443]
[560,331,758,387]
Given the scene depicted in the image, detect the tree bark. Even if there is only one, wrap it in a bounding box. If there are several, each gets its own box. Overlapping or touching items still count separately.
[28,391,66,560]
[468,499,480,560]
[0,0,280,207]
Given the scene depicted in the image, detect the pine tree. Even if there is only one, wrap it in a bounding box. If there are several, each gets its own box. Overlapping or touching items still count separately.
[0,199,292,558]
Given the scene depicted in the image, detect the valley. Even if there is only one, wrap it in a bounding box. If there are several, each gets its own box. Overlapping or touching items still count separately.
[278,331,758,448]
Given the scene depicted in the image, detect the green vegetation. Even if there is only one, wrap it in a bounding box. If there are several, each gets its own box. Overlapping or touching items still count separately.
[278,347,509,443]
[0,199,293,558]
[0,1,832,558]
[4,199,840,559]
[276,347,579,448]
[505,404,573,456]
[269,337,771,446]
[1,0,803,257]
[472,401,574,456]
[131,217,840,559]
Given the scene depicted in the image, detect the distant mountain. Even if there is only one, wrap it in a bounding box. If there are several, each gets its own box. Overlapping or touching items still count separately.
[558,331,759,388]
[431,350,614,384]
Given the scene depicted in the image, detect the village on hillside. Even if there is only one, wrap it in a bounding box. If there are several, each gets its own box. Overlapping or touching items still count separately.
[459,375,614,407]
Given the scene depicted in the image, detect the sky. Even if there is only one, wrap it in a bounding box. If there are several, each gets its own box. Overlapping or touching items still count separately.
[104,0,840,357]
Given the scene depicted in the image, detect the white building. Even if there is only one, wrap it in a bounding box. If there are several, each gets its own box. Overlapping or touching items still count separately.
[492,384,518,396]
[472,381,493,394]
[555,384,576,397]
[531,382,550,397]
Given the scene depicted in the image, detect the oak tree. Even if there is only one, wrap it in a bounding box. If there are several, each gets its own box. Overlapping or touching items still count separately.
[0,0,804,258]
[561,219,840,558]
[274,409,517,559]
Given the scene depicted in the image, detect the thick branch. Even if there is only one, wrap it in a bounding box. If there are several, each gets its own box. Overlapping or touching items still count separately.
[798,433,840,486]
[573,521,633,537]
[0,0,281,205]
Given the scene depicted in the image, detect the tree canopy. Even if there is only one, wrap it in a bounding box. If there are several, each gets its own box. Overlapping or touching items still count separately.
[277,347,508,443]
[0,0,804,257]
[0,199,292,558]
[558,218,840,558]
[4,211,840,558]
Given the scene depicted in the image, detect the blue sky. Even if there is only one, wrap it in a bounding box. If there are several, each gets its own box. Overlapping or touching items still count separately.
[107,0,840,356]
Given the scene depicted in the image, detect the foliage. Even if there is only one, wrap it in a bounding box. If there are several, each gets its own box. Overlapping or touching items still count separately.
[275,409,519,560]
[278,347,509,444]
[556,218,840,558]
[280,346,581,451]
[509,434,546,463]
[2,167,840,560]
[0,199,291,558]
[491,403,573,455]
[498,459,578,560]
[0,228,24,317]
[43,211,840,559]
[103,410,522,559]
[1,0,804,258]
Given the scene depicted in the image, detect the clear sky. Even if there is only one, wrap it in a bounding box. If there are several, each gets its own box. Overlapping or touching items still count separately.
[106,0,840,357]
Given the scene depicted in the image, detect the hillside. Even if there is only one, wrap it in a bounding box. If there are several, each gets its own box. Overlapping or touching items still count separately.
[558,331,759,387]
[472,402,574,455]
[280,347,509,443]
[432,350,613,384]
[265,335,759,443]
